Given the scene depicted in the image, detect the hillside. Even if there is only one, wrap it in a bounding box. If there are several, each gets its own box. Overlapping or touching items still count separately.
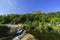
[0,11,60,40]
[0,11,60,24]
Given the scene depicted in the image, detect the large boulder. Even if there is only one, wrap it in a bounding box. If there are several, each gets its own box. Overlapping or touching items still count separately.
[21,33,38,40]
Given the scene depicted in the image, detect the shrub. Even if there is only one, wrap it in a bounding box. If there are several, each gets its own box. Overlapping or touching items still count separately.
[0,24,10,37]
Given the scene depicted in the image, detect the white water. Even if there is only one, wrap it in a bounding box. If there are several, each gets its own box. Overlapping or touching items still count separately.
[13,36,20,40]
[13,30,26,40]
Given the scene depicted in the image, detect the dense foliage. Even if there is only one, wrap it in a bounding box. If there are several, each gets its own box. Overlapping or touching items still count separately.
[0,11,60,24]
[0,24,10,37]
[0,11,60,40]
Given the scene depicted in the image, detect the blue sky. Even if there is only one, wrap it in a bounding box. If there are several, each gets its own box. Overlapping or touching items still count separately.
[0,0,60,15]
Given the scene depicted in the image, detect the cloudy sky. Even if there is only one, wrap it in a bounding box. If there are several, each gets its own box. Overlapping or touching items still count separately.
[0,0,60,15]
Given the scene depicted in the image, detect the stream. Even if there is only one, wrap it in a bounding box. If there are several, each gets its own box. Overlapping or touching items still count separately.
[12,30,26,40]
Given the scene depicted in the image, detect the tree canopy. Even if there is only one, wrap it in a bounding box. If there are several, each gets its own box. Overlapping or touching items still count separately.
[0,11,60,24]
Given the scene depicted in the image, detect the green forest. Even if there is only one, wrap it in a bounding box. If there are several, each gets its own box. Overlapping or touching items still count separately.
[0,11,60,40]
[0,11,60,24]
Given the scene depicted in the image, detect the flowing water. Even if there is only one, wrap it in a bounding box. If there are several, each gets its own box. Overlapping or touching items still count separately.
[12,30,26,40]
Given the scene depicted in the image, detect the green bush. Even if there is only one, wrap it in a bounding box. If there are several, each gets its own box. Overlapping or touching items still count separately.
[0,24,10,37]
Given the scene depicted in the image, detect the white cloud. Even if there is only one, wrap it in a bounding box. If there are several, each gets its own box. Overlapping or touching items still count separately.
[0,8,6,15]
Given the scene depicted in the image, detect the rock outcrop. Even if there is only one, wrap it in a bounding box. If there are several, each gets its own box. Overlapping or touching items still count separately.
[21,33,37,40]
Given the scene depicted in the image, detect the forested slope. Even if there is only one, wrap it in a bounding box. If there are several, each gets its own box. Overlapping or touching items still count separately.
[0,11,60,40]
[0,11,60,24]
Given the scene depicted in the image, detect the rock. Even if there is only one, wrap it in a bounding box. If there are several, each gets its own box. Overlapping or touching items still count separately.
[21,33,37,40]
